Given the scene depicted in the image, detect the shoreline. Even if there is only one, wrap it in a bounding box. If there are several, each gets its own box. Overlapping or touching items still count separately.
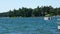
[0,16,58,18]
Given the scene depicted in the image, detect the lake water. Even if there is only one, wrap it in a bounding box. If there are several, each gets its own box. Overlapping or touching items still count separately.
[0,17,59,34]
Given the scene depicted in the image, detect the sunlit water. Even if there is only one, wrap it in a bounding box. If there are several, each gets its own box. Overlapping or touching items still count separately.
[0,17,59,34]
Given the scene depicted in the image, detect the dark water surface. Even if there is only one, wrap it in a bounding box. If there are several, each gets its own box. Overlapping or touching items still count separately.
[0,17,59,34]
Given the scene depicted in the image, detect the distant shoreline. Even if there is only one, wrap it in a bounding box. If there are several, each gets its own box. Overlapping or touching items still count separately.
[0,6,60,17]
[0,16,56,18]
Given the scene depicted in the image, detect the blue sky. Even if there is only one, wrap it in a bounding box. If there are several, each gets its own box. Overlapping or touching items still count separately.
[0,0,60,13]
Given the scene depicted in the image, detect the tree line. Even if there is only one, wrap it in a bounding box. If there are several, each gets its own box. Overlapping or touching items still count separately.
[0,6,60,17]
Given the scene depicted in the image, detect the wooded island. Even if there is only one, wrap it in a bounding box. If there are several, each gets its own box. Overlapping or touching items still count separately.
[0,6,60,17]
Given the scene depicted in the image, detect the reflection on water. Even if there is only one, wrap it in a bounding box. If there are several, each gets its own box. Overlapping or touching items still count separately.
[0,17,58,34]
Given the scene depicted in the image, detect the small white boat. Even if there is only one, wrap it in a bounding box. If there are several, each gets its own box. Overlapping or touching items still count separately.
[58,26,60,29]
[44,17,51,20]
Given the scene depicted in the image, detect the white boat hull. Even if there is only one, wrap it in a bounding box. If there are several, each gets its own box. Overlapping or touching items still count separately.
[58,26,60,29]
